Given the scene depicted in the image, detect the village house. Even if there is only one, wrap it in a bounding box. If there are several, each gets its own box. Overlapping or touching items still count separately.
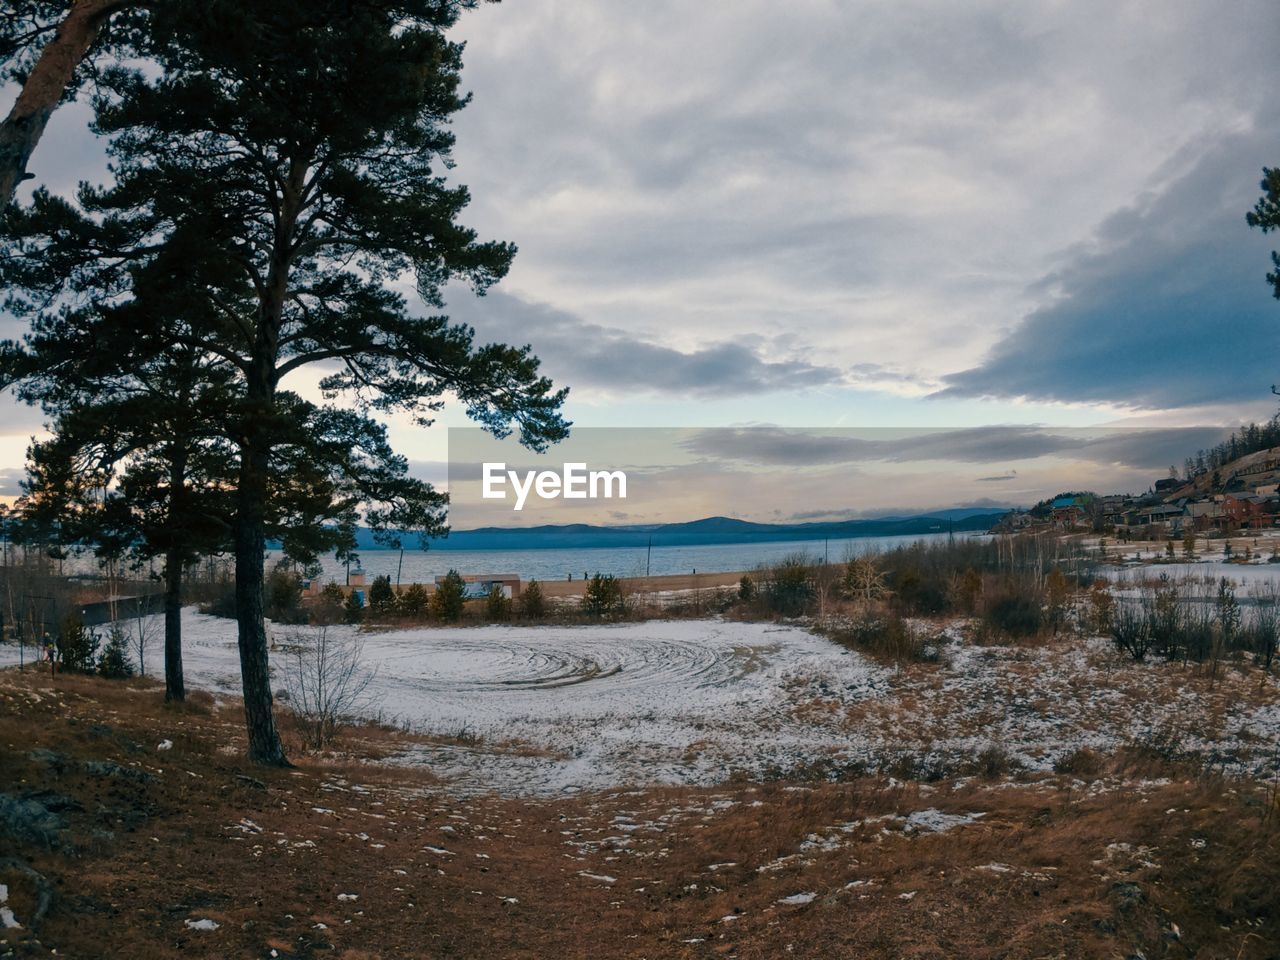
[1050,495,1089,528]
[1222,493,1270,530]
[1127,501,1185,536]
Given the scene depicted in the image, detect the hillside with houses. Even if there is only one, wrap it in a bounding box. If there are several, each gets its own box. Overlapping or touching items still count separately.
[996,444,1280,540]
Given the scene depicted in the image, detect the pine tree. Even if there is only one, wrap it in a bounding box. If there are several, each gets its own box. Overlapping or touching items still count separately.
[343,589,364,625]
[97,626,135,679]
[0,2,568,766]
[582,573,624,618]
[519,580,544,619]
[368,575,395,617]
[397,583,430,620]
[432,571,467,623]
[0,0,149,203]
[1248,167,1280,299]
[484,584,509,621]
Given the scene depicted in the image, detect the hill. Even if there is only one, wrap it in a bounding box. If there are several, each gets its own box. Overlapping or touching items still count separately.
[1164,445,1280,500]
[352,509,1009,551]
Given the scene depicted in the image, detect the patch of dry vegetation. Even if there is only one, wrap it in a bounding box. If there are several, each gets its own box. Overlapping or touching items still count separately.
[1,668,1279,959]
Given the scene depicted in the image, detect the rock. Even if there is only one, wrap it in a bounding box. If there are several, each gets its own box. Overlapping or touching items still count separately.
[83,760,155,783]
[27,749,66,772]
[1110,881,1144,912]
[0,858,54,931]
[0,793,74,848]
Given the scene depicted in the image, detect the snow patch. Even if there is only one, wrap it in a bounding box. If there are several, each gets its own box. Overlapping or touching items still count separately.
[777,892,817,905]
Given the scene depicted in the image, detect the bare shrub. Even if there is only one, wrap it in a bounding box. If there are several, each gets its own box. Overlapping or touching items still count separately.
[124,594,159,677]
[282,624,376,750]
[1044,568,1071,634]
[824,610,927,663]
[1140,574,1183,660]
[1109,602,1152,661]
[1085,582,1116,634]
[1053,746,1104,776]
[971,743,1016,780]
[842,555,887,608]
[981,579,1043,640]
[947,567,983,615]
[1247,582,1280,672]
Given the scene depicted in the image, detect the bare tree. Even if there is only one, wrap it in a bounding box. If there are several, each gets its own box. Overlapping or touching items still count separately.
[1248,581,1280,677]
[281,624,375,750]
[125,592,157,677]
[842,554,888,608]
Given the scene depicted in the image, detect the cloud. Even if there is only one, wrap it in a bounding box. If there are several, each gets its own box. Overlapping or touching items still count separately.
[445,0,1280,406]
[7,2,1279,419]
[681,425,1231,470]
[446,290,846,397]
[938,117,1280,408]
[0,396,47,437]
[0,468,24,496]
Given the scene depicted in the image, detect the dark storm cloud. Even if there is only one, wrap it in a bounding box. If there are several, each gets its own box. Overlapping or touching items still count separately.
[939,117,1280,408]
[446,290,846,396]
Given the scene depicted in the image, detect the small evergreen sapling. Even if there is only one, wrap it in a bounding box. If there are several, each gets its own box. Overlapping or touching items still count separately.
[519,580,544,619]
[432,571,466,623]
[97,627,135,679]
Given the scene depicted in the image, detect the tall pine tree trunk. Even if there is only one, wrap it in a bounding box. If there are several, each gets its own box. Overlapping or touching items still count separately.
[162,543,185,702]
[234,418,288,766]
[0,0,123,204]
[162,444,188,702]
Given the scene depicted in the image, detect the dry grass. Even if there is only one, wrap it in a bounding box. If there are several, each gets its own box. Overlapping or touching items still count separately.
[1,667,1279,959]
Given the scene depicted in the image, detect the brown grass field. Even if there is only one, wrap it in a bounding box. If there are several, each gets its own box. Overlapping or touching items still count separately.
[2,666,1280,959]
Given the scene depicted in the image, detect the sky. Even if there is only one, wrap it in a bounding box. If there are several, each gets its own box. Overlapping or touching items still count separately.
[1,0,1278,521]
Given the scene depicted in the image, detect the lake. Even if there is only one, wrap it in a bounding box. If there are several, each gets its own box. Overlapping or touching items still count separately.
[294,531,979,585]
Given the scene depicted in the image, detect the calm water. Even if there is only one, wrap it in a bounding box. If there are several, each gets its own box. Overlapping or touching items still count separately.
[294,531,977,585]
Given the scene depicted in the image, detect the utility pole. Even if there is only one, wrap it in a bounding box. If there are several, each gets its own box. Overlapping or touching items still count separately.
[646,535,652,578]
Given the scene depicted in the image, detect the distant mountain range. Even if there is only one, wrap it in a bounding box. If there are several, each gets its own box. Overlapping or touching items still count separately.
[349,508,1010,552]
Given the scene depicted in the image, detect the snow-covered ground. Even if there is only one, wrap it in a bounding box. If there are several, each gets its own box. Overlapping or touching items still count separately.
[3,608,1278,796]
[0,610,889,794]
